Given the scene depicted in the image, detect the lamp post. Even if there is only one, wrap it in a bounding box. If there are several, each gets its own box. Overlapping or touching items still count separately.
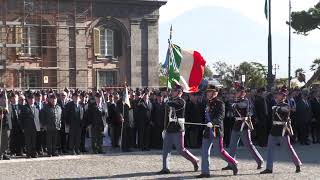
[288,0,292,89]
[273,64,280,85]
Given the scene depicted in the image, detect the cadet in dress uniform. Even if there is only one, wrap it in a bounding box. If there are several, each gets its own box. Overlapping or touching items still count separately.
[222,86,264,171]
[197,85,238,178]
[158,84,199,174]
[260,87,302,174]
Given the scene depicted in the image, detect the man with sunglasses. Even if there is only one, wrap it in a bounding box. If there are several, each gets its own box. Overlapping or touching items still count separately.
[158,83,199,174]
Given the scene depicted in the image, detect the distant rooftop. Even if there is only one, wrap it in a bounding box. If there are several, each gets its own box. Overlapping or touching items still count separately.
[95,0,167,5]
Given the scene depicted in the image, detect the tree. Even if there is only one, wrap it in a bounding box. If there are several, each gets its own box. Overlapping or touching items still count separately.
[290,2,320,35]
[295,68,306,83]
[212,61,267,89]
[159,63,167,86]
[204,65,213,78]
[310,58,320,71]
[238,62,267,89]
[212,61,235,87]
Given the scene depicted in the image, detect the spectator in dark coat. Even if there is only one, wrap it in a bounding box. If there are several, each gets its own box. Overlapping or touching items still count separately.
[40,94,62,156]
[309,91,320,144]
[136,91,153,151]
[253,88,268,147]
[295,92,312,145]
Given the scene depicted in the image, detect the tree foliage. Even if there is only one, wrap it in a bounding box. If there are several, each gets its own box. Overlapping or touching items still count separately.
[295,68,306,83]
[204,65,213,78]
[310,58,320,71]
[290,2,320,35]
[212,61,267,89]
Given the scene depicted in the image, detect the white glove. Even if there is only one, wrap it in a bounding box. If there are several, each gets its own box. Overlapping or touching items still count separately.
[162,130,166,139]
[206,122,213,128]
[178,118,185,124]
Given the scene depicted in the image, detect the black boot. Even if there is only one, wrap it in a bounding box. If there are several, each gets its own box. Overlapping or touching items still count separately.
[196,174,210,178]
[296,166,301,173]
[157,169,170,174]
[222,165,233,170]
[232,165,238,175]
[260,169,273,174]
[194,161,200,172]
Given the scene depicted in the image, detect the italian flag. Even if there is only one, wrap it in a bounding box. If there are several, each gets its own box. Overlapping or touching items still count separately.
[164,44,206,93]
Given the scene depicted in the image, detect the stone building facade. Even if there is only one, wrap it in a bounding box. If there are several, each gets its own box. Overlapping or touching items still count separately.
[0,0,167,90]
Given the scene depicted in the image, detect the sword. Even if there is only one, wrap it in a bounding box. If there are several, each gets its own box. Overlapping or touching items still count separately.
[182,122,208,126]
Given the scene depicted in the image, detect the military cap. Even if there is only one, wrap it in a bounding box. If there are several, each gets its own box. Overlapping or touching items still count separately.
[235,85,246,92]
[95,92,102,98]
[26,93,35,99]
[205,84,218,92]
[49,93,57,99]
[173,82,183,92]
[72,91,80,97]
[278,86,289,96]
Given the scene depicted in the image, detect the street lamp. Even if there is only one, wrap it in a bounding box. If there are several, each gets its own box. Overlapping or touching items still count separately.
[273,64,280,80]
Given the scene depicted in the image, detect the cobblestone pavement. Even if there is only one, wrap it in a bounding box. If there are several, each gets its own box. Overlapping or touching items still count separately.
[0,144,319,180]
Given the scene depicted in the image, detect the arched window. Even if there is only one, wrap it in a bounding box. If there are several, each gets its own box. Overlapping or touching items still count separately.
[15,25,41,57]
[94,27,114,58]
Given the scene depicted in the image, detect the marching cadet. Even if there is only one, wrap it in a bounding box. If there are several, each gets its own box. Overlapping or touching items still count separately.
[85,92,108,154]
[222,86,264,171]
[197,85,238,178]
[65,92,84,155]
[20,93,40,158]
[40,94,62,157]
[158,83,199,174]
[260,87,302,174]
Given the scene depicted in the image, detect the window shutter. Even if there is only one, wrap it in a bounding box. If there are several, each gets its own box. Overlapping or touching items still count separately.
[15,26,23,55]
[93,28,100,56]
[114,30,122,58]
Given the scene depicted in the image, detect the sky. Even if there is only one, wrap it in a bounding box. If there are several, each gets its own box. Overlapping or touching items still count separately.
[158,0,320,81]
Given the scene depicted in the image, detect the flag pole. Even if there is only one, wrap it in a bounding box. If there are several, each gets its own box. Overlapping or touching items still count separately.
[267,0,273,92]
[120,82,127,151]
[288,0,292,89]
[164,25,173,132]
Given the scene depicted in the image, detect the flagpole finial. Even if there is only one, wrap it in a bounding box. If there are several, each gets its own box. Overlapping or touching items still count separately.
[169,24,173,41]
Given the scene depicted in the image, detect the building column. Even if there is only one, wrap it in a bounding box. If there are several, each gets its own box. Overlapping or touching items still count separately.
[130,18,142,88]
[75,24,88,90]
[56,22,70,89]
[146,18,159,87]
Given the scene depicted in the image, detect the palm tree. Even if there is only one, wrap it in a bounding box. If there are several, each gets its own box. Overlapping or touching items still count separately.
[295,68,306,83]
[310,58,320,71]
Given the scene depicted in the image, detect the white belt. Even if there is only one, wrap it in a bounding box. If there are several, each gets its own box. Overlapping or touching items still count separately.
[169,118,177,123]
[273,121,286,125]
[236,117,248,121]
[169,118,185,123]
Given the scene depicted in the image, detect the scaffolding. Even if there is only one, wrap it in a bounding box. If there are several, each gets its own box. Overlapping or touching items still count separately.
[0,0,94,90]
